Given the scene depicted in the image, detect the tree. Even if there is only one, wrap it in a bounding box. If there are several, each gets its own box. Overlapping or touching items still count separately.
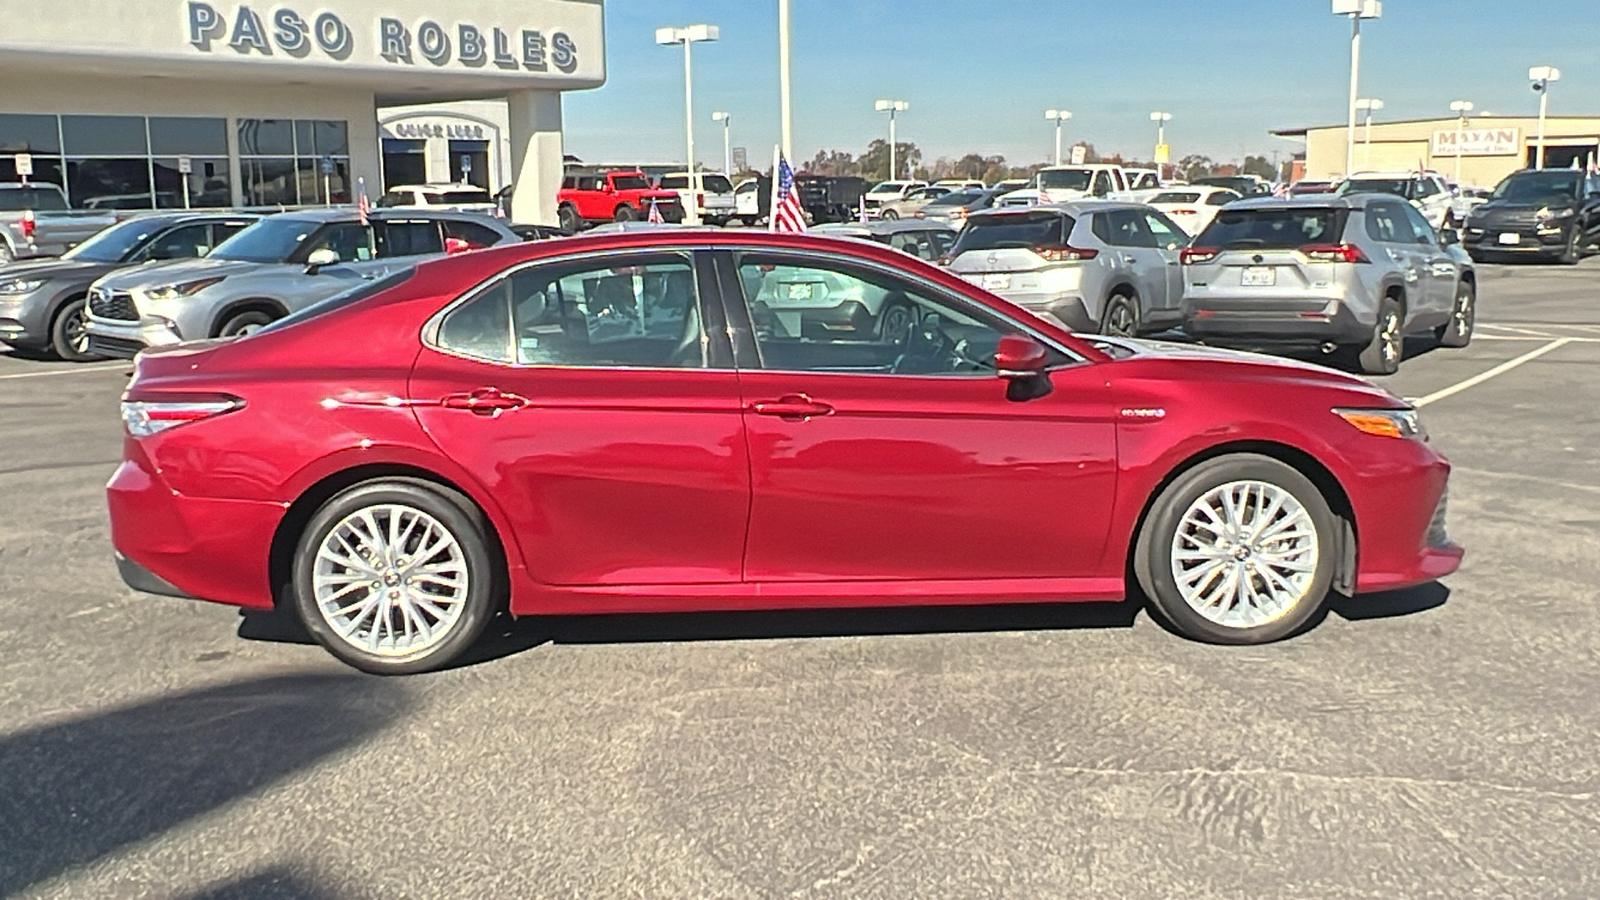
[858,139,922,183]
[805,150,858,177]
[1240,155,1276,180]
[1178,154,1216,182]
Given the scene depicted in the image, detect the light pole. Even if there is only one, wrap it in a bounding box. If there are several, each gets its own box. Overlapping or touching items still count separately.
[1449,100,1474,185]
[711,111,732,175]
[1045,109,1072,167]
[874,99,909,181]
[1530,66,1560,169]
[1355,98,1383,168]
[778,0,792,162]
[656,24,720,225]
[1333,0,1382,177]
[1149,111,1171,162]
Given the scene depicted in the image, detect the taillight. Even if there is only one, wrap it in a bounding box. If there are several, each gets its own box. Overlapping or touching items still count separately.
[1180,247,1220,264]
[1301,243,1369,263]
[120,396,242,438]
[1036,245,1097,262]
[21,209,35,239]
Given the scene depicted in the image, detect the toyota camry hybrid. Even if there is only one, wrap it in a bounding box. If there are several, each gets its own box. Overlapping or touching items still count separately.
[108,230,1462,674]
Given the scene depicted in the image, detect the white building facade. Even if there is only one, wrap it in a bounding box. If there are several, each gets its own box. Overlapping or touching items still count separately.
[0,0,606,224]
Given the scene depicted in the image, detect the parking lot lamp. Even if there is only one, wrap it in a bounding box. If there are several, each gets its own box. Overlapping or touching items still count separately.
[1045,110,1072,167]
[1529,66,1560,169]
[712,111,732,175]
[1449,100,1474,185]
[779,0,793,162]
[1333,0,1382,177]
[1149,111,1171,160]
[875,100,909,180]
[1355,98,1383,167]
[656,24,721,225]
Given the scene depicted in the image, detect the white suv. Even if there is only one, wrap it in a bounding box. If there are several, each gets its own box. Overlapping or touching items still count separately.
[376,184,497,214]
[657,172,737,225]
[1336,172,1456,229]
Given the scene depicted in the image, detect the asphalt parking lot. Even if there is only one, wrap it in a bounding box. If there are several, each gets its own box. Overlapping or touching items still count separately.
[2,262,1597,899]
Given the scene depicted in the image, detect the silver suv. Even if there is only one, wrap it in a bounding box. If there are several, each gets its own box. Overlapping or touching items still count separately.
[84,209,519,358]
[1180,195,1476,374]
[945,201,1190,337]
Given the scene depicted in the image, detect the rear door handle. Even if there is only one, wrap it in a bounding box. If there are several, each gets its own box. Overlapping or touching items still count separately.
[750,393,835,421]
[1123,255,1140,265]
[440,388,530,416]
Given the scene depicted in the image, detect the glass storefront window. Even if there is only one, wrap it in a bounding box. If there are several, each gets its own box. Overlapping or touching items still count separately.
[61,115,149,156]
[149,117,229,156]
[238,119,295,156]
[241,118,350,208]
[0,114,61,153]
[242,158,299,206]
[66,158,153,209]
[153,157,231,208]
[0,155,65,189]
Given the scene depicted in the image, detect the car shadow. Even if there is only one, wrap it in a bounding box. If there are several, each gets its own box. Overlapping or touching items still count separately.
[1325,582,1450,621]
[176,868,346,900]
[0,673,407,898]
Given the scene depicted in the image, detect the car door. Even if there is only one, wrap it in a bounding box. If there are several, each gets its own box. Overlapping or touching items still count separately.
[1141,209,1189,320]
[1365,201,1429,312]
[409,248,750,587]
[716,247,1119,584]
[1400,202,1457,322]
[1097,209,1169,314]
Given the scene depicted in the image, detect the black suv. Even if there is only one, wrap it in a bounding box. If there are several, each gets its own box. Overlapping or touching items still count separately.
[1463,169,1600,264]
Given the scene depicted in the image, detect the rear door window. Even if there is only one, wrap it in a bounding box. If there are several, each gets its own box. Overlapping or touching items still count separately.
[376,220,445,258]
[1197,208,1347,249]
[136,222,215,261]
[442,219,505,251]
[303,222,375,263]
[1364,203,1417,244]
[1103,209,1156,247]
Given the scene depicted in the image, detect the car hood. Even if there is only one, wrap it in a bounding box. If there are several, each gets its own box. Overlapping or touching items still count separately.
[1473,198,1576,213]
[1088,335,1404,402]
[94,257,268,292]
[0,257,117,282]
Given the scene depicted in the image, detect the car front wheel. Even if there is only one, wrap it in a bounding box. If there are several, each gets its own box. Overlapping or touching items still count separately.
[1436,281,1475,348]
[1354,296,1403,375]
[291,479,499,675]
[1135,454,1337,645]
[50,300,102,362]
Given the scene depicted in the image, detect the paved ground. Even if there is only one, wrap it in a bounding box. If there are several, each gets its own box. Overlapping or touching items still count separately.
[1,261,1597,899]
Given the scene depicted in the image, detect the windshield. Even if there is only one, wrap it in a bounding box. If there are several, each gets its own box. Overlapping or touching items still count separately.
[611,174,650,191]
[209,217,321,263]
[1151,192,1201,204]
[1195,208,1347,250]
[701,175,734,193]
[424,189,492,204]
[0,185,69,212]
[868,182,909,194]
[927,191,982,207]
[62,217,167,262]
[952,212,1071,253]
[1491,171,1582,204]
[1339,178,1412,199]
[1037,169,1093,191]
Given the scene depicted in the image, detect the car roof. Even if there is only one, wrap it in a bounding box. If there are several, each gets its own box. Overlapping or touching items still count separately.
[115,211,262,227]
[388,183,489,191]
[1224,195,1363,210]
[257,207,502,224]
[1346,172,1433,180]
[812,220,956,236]
[967,200,1146,220]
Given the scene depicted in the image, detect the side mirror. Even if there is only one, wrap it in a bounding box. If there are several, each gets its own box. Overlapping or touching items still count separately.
[305,247,340,274]
[1439,228,1461,246]
[995,333,1050,378]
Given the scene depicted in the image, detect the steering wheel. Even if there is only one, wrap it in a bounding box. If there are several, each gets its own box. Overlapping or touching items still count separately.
[892,312,958,374]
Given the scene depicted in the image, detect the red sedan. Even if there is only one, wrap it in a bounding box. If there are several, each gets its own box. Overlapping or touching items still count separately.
[108,230,1462,674]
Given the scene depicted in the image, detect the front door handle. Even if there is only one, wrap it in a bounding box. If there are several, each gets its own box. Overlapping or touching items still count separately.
[1123,255,1140,265]
[441,388,530,416]
[750,393,835,421]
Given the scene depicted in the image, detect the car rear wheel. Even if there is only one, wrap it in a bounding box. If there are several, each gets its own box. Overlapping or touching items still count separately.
[1135,454,1336,645]
[49,299,102,362]
[558,204,581,234]
[292,480,499,675]
[1355,296,1403,375]
[879,208,900,221]
[1436,281,1475,348]
[218,309,275,338]
[1100,293,1140,337]
[613,204,637,223]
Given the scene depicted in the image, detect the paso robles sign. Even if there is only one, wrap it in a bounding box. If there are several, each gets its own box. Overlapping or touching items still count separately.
[1431,127,1521,157]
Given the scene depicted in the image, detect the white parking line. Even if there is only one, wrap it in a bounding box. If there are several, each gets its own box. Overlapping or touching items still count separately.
[0,362,130,381]
[1413,338,1572,408]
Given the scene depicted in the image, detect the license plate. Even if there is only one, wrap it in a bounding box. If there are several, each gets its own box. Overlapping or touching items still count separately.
[785,282,816,301]
[1497,232,1521,245]
[1241,266,1276,286]
[980,273,1011,290]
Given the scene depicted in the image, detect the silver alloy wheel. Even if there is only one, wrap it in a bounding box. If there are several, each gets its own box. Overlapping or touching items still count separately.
[1106,301,1136,336]
[234,322,265,337]
[312,503,470,657]
[64,307,90,354]
[1169,480,1319,629]
[1453,289,1474,338]
[1379,311,1402,366]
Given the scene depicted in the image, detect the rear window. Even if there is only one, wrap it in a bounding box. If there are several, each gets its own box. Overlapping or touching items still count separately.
[0,185,69,211]
[701,175,734,193]
[1151,192,1201,204]
[1194,208,1347,250]
[952,212,1071,253]
[1038,169,1092,191]
[1339,178,1412,199]
[423,189,492,204]
[658,175,689,189]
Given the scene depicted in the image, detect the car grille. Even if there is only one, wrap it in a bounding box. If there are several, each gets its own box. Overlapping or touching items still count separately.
[1426,487,1450,548]
[86,334,144,359]
[1471,210,1538,229]
[89,289,138,322]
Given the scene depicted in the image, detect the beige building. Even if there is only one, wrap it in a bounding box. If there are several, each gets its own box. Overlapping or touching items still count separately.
[1276,115,1600,188]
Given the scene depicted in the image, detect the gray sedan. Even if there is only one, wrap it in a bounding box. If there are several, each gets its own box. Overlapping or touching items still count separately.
[0,212,256,360]
[84,209,520,358]
[946,201,1191,337]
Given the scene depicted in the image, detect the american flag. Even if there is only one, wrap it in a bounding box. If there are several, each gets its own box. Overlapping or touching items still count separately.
[770,153,807,233]
[1271,182,1289,198]
[356,177,370,225]
[647,199,664,224]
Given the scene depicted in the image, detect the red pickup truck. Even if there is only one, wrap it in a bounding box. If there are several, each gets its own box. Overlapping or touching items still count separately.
[557,170,684,232]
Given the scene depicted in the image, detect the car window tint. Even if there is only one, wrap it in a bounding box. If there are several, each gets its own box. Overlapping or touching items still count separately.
[304,222,375,263]
[1198,208,1346,249]
[211,221,252,246]
[138,222,215,261]
[1400,203,1438,245]
[377,220,444,258]
[377,191,408,208]
[437,284,514,363]
[1143,211,1189,248]
[1364,203,1416,244]
[1204,191,1239,206]
[1105,209,1156,247]
[734,253,1034,377]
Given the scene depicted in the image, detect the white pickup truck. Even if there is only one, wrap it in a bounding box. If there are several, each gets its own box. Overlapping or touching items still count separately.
[657,172,737,225]
[997,164,1133,207]
[0,183,120,264]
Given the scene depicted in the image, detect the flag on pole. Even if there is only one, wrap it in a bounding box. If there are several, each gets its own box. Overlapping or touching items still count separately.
[769,148,807,233]
[647,199,664,224]
[1271,182,1289,198]
[356,177,370,225]
[858,194,868,224]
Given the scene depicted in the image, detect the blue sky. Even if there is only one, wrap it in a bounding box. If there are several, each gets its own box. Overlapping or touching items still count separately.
[563,0,1600,170]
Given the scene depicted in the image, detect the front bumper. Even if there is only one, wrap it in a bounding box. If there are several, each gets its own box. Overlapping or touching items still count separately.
[84,315,183,359]
[1462,219,1568,254]
[0,291,51,348]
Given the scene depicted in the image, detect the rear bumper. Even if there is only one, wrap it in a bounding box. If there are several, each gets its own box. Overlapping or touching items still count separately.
[1012,296,1095,333]
[1183,298,1372,345]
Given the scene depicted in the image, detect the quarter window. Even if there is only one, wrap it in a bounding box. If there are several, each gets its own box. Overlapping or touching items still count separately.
[1364,203,1417,244]
[1101,209,1157,247]
[376,220,444,257]
[135,223,217,261]
[436,254,708,369]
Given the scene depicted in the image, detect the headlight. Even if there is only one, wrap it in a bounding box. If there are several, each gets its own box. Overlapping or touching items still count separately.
[1535,206,1575,221]
[146,276,226,301]
[0,278,46,295]
[1333,407,1425,440]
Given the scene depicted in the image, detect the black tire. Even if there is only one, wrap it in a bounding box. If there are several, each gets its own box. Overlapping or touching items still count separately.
[49,298,102,362]
[877,300,916,345]
[1134,454,1337,645]
[217,309,275,338]
[1435,280,1475,348]
[740,216,759,227]
[879,208,900,221]
[291,479,500,675]
[613,204,637,223]
[1355,295,1403,375]
[1559,225,1582,265]
[1099,293,1141,337]
[558,204,581,234]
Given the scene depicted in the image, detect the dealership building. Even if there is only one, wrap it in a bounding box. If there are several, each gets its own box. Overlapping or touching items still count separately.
[0,0,605,223]
[1276,115,1600,187]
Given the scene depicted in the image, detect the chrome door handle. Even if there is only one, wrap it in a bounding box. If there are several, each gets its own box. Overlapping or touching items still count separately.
[440,388,530,415]
[750,393,835,421]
